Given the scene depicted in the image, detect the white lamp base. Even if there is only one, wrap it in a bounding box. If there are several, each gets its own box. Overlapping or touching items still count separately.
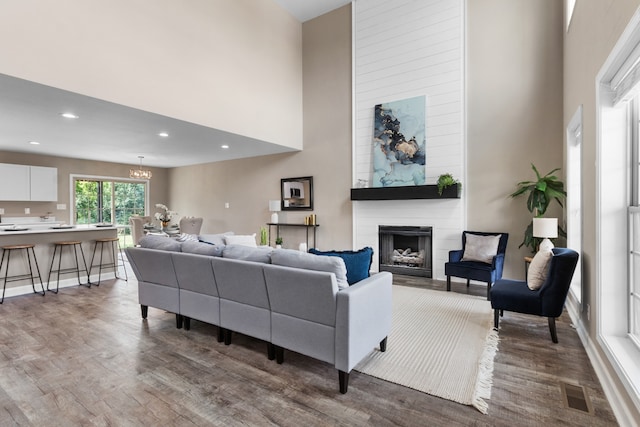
[539,238,554,252]
[271,212,279,224]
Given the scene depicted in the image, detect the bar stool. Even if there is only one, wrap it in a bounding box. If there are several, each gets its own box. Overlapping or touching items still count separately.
[47,241,91,293]
[89,237,128,284]
[0,244,45,304]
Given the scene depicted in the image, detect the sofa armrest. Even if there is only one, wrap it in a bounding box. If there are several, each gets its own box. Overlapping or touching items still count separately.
[448,249,464,262]
[334,271,393,372]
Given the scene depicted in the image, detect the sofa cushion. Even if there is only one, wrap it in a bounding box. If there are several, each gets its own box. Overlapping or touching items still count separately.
[224,234,257,248]
[309,247,374,285]
[138,235,182,252]
[271,248,348,289]
[461,233,501,264]
[176,233,199,242]
[222,245,272,263]
[199,231,234,246]
[527,249,553,290]
[181,240,224,257]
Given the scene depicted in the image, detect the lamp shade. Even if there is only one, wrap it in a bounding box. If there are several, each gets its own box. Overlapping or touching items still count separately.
[269,200,281,212]
[532,217,558,238]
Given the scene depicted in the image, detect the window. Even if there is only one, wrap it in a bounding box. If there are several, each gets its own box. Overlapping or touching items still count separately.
[73,175,147,246]
[567,106,583,305]
[631,96,640,348]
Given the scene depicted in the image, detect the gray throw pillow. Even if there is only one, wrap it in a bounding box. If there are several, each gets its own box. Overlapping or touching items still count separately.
[139,235,182,252]
[461,234,501,264]
[222,245,273,263]
[181,240,224,257]
[270,248,349,289]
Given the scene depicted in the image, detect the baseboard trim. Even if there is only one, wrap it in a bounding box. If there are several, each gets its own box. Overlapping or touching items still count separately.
[2,272,117,300]
[566,299,639,426]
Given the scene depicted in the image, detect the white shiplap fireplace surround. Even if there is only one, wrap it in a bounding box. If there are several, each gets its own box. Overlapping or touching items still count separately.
[351,0,465,280]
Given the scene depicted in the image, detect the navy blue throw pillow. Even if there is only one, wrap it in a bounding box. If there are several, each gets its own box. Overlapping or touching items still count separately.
[309,247,374,285]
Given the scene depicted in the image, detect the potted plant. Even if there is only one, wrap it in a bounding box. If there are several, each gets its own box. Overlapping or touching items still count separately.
[259,227,268,246]
[510,164,566,253]
[275,236,283,249]
[437,173,460,196]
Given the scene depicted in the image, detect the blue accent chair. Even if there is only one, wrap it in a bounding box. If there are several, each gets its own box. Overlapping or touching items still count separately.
[490,248,579,343]
[445,231,509,300]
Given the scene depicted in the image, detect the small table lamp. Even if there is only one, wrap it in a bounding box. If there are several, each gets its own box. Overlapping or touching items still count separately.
[269,200,281,224]
[533,217,558,252]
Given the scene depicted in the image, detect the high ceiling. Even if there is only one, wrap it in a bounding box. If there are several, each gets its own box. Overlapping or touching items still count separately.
[0,1,351,169]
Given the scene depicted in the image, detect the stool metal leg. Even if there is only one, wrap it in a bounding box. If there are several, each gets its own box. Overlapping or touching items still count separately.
[26,246,45,296]
[0,249,8,304]
[116,240,128,281]
[47,243,61,293]
[72,243,91,287]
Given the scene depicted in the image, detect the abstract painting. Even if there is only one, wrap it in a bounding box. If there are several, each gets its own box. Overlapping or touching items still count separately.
[372,95,426,187]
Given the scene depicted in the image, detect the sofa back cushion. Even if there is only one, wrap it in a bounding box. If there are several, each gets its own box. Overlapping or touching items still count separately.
[139,235,182,252]
[222,245,273,263]
[181,240,224,257]
[172,252,219,296]
[199,231,234,246]
[270,248,348,289]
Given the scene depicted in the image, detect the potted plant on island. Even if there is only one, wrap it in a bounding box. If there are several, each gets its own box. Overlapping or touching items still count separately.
[510,164,566,253]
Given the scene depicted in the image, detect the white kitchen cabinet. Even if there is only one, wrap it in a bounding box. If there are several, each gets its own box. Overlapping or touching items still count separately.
[30,166,58,201]
[0,163,58,201]
[0,163,30,201]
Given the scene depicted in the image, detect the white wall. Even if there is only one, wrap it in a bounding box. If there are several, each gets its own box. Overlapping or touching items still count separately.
[0,0,303,150]
[352,0,465,279]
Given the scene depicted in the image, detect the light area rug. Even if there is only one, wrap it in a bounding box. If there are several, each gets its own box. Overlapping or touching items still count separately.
[355,286,499,414]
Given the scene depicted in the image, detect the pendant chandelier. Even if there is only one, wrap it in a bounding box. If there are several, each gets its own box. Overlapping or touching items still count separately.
[130,156,152,179]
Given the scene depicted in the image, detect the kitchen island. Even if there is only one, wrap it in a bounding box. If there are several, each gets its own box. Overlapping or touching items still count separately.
[0,224,119,300]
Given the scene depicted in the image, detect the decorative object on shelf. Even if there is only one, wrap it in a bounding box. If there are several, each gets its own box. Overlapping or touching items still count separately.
[275,236,283,249]
[259,226,268,246]
[281,176,314,210]
[372,96,426,187]
[304,214,317,225]
[299,242,308,252]
[533,217,558,251]
[356,179,369,188]
[269,200,281,223]
[510,164,566,253]
[154,203,176,228]
[130,156,152,180]
[436,173,460,196]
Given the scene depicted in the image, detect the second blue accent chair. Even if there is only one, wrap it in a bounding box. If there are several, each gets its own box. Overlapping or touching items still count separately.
[445,231,509,300]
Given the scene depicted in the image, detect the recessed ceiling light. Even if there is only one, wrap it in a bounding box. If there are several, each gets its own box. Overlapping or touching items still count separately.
[158,132,169,137]
[61,112,79,119]
[221,144,229,149]
[29,141,40,145]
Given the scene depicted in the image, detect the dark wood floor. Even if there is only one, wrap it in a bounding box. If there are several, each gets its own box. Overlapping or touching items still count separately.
[0,268,618,426]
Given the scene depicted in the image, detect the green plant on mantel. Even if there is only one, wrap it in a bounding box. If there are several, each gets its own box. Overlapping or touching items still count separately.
[510,164,567,253]
[437,173,460,196]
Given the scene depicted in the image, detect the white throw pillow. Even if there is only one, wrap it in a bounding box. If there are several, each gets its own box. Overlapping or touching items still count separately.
[527,249,553,290]
[461,234,501,264]
[224,233,257,248]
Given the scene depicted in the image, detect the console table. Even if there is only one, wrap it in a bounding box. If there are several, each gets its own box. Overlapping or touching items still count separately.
[267,223,319,249]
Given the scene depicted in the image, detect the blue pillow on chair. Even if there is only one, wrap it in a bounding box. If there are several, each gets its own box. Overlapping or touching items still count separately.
[309,247,374,285]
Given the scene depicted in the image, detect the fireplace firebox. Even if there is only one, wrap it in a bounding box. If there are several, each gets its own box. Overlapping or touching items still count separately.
[378,225,432,277]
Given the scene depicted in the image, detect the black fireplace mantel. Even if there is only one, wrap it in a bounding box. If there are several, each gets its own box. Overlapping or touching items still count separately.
[350,183,461,201]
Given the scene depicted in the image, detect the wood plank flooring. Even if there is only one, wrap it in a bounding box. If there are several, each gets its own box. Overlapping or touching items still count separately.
[0,267,618,426]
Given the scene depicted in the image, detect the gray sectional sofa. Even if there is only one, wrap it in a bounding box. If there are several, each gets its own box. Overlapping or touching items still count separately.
[125,236,393,393]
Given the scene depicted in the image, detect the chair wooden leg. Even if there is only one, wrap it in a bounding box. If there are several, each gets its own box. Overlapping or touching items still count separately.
[446,276,451,291]
[141,305,148,319]
[486,282,491,300]
[548,317,558,343]
[494,309,500,329]
[339,370,349,394]
[380,337,387,352]
[466,278,470,287]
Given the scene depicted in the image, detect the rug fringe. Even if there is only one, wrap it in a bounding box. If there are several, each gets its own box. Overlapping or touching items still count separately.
[472,328,500,414]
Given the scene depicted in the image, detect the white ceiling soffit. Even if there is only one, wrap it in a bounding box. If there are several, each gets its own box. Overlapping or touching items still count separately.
[0,73,295,168]
[274,0,351,22]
